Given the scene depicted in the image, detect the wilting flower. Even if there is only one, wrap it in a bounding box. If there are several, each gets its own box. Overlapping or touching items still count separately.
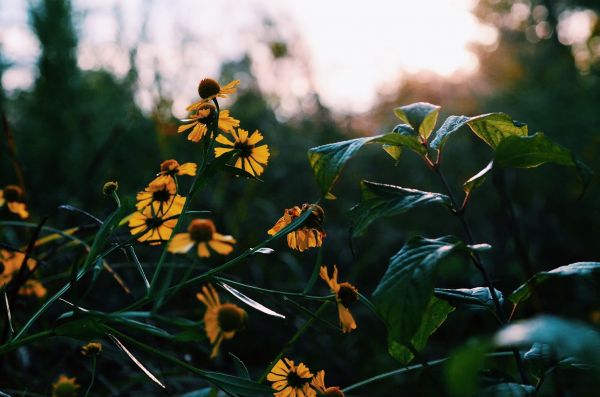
[168,219,236,258]
[320,265,358,333]
[267,204,326,252]
[0,249,45,297]
[51,375,80,397]
[178,102,240,142]
[215,128,270,177]
[128,202,182,245]
[311,370,345,397]
[267,358,315,397]
[135,178,185,216]
[152,159,197,185]
[81,341,102,356]
[0,185,29,219]
[196,284,247,359]
[188,78,240,110]
[102,181,119,196]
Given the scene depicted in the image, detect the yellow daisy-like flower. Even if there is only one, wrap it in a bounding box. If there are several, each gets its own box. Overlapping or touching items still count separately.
[51,375,80,397]
[311,370,345,397]
[0,249,45,297]
[267,358,316,397]
[81,341,102,356]
[187,78,240,111]
[0,185,29,219]
[128,202,182,245]
[168,219,236,258]
[320,265,358,333]
[135,178,185,216]
[196,284,247,359]
[152,159,197,185]
[178,102,240,142]
[18,279,47,298]
[215,128,270,176]
[267,204,326,252]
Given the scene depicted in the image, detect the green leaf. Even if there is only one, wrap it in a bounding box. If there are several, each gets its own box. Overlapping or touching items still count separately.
[372,236,470,344]
[445,339,492,396]
[181,389,215,397]
[434,286,503,313]
[463,161,493,194]
[229,353,251,379]
[307,136,374,198]
[509,262,599,305]
[430,115,471,150]
[494,315,600,368]
[478,383,536,397]
[374,132,427,156]
[202,371,273,396]
[174,327,207,342]
[494,132,593,191]
[394,102,440,140]
[388,296,455,364]
[54,313,106,341]
[350,181,450,236]
[467,113,528,149]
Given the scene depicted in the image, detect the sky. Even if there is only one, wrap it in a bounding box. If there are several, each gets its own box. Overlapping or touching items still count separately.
[0,0,498,115]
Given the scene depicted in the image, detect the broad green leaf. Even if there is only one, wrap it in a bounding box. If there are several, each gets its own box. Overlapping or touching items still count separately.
[382,144,402,162]
[463,161,493,194]
[494,315,600,368]
[308,137,374,198]
[478,383,535,397]
[445,339,492,396]
[467,113,528,149]
[509,262,599,305]
[372,236,470,344]
[374,132,427,156]
[494,133,593,190]
[202,371,273,396]
[394,102,440,140]
[430,115,471,150]
[174,327,207,342]
[388,296,455,364]
[350,181,450,236]
[434,286,503,313]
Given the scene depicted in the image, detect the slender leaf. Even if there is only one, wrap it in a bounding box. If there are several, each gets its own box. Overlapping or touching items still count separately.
[463,161,493,194]
[229,353,251,379]
[394,102,440,140]
[219,282,285,319]
[202,371,273,396]
[350,181,450,236]
[467,113,528,149]
[109,334,166,389]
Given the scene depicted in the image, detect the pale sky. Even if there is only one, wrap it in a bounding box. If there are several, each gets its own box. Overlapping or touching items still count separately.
[0,0,497,115]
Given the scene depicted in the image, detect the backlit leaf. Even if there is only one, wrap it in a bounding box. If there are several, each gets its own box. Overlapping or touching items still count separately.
[394,102,441,140]
[467,113,528,149]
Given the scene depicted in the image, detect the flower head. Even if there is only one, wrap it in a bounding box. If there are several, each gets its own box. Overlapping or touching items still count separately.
[320,265,358,333]
[215,128,270,177]
[0,185,29,219]
[168,219,236,258]
[178,102,239,142]
[128,202,182,245]
[311,370,345,397]
[196,284,247,358]
[267,358,316,397]
[0,249,45,297]
[152,159,197,185]
[188,78,240,109]
[268,204,326,252]
[19,279,47,298]
[81,341,102,356]
[52,375,80,397]
[135,178,185,216]
[102,181,119,196]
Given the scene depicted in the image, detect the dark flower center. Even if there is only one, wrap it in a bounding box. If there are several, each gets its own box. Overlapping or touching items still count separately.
[188,220,215,242]
[0,262,5,275]
[303,204,324,228]
[160,160,179,174]
[198,78,221,99]
[196,104,217,124]
[152,189,172,202]
[286,371,306,388]
[217,304,245,332]
[145,217,164,229]
[3,185,22,202]
[234,141,254,158]
[338,283,358,308]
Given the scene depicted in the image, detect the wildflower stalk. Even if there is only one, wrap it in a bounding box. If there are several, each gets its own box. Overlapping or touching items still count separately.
[430,162,530,385]
[84,355,97,397]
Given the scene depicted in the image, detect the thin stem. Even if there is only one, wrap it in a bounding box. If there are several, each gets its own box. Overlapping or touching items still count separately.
[0,330,53,355]
[84,356,97,397]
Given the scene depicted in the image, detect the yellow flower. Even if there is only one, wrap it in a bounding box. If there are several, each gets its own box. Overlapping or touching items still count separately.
[135,178,185,217]
[19,279,47,298]
[311,370,345,397]
[320,265,358,333]
[215,128,270,177]
[178,102,240,142]
[196,284,247,359]
[152,159,197,185]
[188,78,240,110]
[51,375,80,397]
[267,358,315,397]
[0,249,45,297]
[128,202,182,245]
[267,204,326,252]
[0,185,29,219]
[81,341,102,356]
[168,219,236,258]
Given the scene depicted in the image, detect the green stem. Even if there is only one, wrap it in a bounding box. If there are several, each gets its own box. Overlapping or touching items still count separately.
[0,330,53,355]
[84,356,97,397]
